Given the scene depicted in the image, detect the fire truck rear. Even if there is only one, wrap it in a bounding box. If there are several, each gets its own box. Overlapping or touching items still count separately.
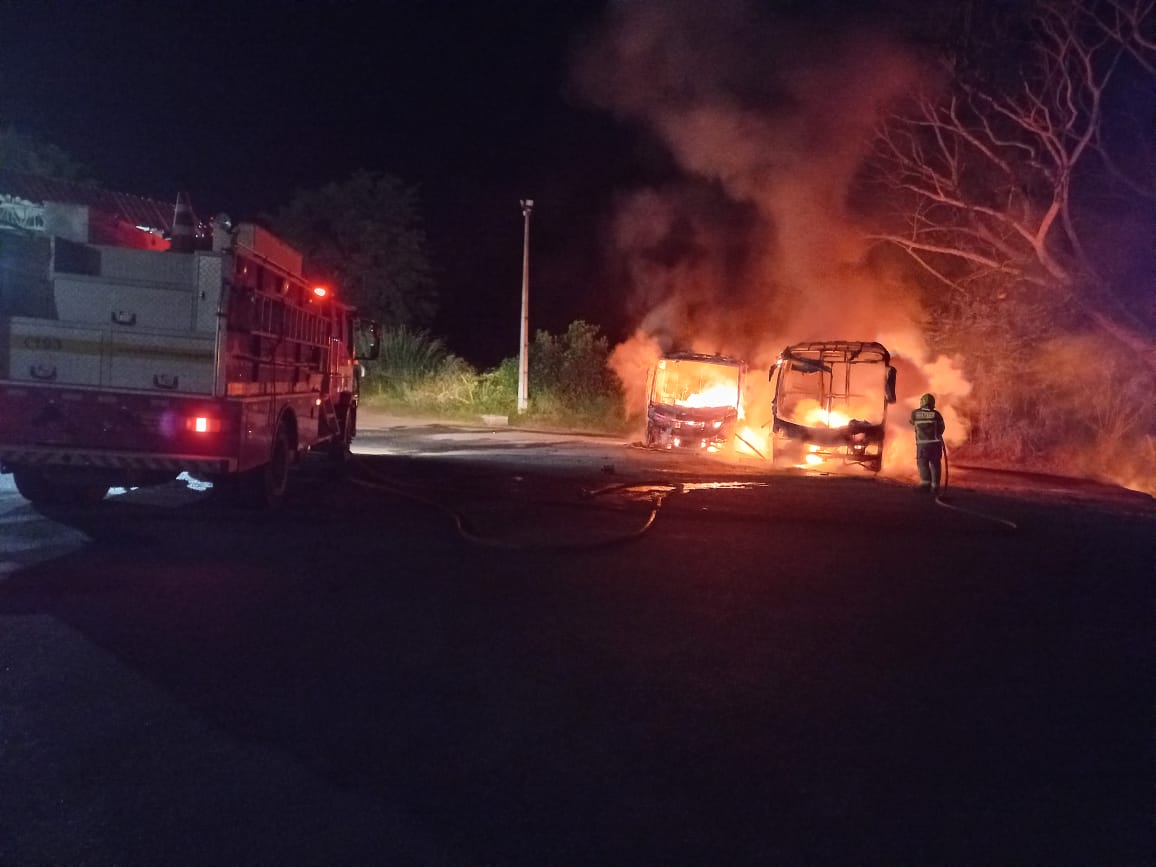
[0,216,380,507]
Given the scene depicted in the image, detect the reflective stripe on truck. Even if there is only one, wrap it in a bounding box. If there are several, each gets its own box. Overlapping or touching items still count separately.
[0,445,234,474]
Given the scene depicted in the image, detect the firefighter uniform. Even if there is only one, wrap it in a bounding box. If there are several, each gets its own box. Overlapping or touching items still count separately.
[910,393,946,493]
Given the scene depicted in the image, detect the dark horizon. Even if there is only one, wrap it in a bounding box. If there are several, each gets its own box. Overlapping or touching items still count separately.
[0,1,635,368]
[2,0,1151,372]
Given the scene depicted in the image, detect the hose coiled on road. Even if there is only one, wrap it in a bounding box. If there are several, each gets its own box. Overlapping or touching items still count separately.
[348,456,670,550]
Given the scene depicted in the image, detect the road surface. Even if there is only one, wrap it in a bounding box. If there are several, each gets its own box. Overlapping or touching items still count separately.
[0,413,1151,865]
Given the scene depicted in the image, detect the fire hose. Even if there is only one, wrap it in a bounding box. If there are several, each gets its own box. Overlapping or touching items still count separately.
[347,437,1016,544]
[933,441,1019,530]
[348,457,670,550]
[728,429,1019,530]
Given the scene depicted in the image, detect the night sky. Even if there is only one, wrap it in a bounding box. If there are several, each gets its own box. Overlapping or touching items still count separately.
[0,0,644,366]
[0,0,1075,369]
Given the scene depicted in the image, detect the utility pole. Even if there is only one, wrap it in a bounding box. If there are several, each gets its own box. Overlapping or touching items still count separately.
[517,198,534,414]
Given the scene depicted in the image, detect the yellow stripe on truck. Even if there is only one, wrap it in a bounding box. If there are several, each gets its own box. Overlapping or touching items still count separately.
[14,336,214,362]
[112,344,214,361]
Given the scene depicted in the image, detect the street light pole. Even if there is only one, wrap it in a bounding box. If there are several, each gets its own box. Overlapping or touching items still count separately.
[517,198,534,414]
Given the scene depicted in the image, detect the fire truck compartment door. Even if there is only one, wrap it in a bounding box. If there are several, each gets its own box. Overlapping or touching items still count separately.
[107,332,216,394]
[52,274,196,331]
[2,318,106,386]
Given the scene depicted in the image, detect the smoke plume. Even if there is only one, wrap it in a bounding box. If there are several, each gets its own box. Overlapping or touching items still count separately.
[572,0,971,474]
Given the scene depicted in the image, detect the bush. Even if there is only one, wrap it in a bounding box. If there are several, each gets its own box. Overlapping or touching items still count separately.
[477,358,518,414]
[364,325,457,398]
[396,355,480,408]
[525,321,627,429]
[952,329,1155,493]
[359,320,628,431]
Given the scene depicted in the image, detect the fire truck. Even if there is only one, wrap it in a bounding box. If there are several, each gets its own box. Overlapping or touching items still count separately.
[0,212,380,507]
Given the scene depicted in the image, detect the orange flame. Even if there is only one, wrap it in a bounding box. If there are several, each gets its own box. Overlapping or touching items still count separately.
[678,382,740,409]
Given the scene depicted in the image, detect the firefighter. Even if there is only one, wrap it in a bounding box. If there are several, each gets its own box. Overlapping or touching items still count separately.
[910,392,946,494]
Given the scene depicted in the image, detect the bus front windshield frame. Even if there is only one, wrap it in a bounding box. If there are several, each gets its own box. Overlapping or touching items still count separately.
[651,359,742,410]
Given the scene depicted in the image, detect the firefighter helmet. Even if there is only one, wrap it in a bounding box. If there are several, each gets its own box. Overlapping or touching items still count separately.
[920,393,936,409]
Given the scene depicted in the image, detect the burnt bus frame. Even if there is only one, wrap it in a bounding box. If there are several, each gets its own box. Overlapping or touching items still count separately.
[645,351,746,451]
[769,340,897,472]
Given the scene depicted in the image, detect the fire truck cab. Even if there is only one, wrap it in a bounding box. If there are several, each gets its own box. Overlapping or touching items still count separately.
[0,216,380,507]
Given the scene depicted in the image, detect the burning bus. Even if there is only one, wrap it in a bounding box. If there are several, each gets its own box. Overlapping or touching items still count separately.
[645,352,745,452]
[768,341,897,472]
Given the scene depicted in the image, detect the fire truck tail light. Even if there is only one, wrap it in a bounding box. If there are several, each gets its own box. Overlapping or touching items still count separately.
[186,416,222,433]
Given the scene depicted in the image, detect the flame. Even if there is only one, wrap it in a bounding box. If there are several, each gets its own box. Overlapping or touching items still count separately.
[650,354,742,412]
[788,399,878,429]
[581,5,980,482]
[803,405,851,428]
[679,382,739,409]
[733,424,768,457]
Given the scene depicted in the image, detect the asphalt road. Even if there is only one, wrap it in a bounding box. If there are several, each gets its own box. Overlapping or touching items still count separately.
[0,415,1152,865]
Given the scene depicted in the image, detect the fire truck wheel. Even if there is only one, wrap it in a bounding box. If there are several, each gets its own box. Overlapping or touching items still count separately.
[13,469,108,507]
[261,427,292,506]
[328,407,353,464]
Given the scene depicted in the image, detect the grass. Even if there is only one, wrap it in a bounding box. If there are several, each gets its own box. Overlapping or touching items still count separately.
[360,322,631,434]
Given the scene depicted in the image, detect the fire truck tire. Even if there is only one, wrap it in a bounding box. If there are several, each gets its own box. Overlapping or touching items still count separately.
[329,407,353,464]
[260,426,292,507]
[13,469,108,507]
[220,425,292,509]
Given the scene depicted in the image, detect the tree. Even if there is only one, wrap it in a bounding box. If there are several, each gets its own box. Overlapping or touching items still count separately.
[515,320,626,425]
[865,0,1155,361]
[0,126,91,181]
[530,320,623,404]
[268,170,436,327]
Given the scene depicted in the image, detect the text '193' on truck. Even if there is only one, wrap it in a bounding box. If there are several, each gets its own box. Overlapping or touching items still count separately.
[768,341,897,473]
[644,352,746,452]
[0,204,381,508]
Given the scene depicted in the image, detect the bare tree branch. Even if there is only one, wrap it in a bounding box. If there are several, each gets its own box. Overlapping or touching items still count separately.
[865,0,1155,361]
[1103,0,1156,72]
